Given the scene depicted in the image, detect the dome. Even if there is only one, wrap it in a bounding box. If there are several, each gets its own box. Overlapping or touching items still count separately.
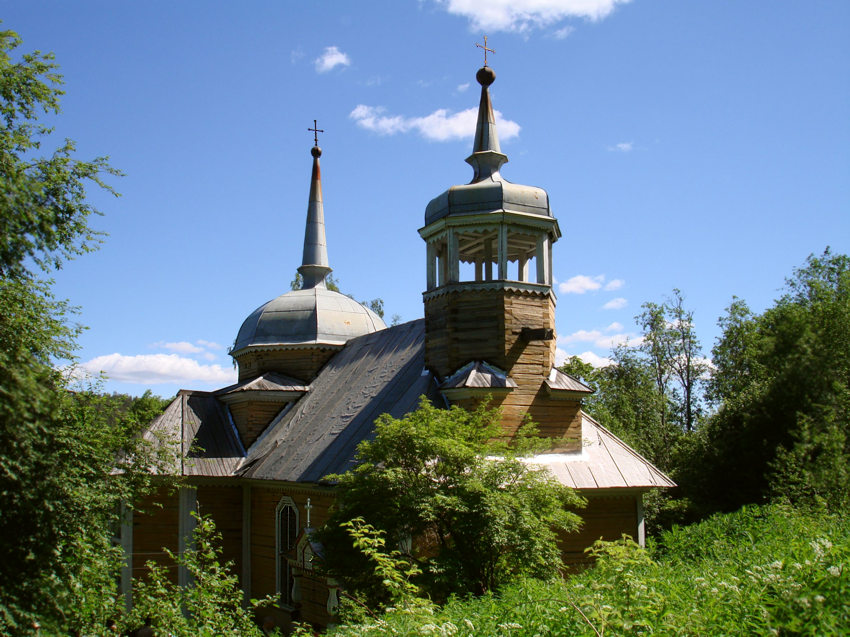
[232,287,386,355]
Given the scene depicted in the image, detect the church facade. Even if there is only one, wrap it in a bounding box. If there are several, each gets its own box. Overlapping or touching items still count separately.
[128,62,673,631]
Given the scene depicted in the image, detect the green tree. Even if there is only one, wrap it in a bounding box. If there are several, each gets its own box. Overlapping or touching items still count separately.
[125,514,266,637]
[316,399,584,606]
[637,289,706,433]
[683,249,850,513]
[0,27,167,633]
[0,28,120,280]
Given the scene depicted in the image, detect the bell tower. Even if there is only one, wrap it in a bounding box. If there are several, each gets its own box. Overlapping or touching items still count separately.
[421,61,588,447]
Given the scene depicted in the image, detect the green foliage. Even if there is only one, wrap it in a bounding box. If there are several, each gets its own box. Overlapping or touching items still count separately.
[0,278,166,633]
[327,505,850,636]
[125,513,265,636]
[0,27,171,634]
[559,289,704,481]
[317,399,583,606]
[0,28,120,280]
[683,249,850,512]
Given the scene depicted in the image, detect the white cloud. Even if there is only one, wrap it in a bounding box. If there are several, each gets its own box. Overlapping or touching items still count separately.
[559,328,640,350]
[196,339,223,350]
[80,353,236,385]
[604,278,624,291]
[605,321,623,332]
[608,141,633,152]
[315,46,351,73]
[556,347,613,368]
[553,25,575,39]
[350,104,520,142]
[558,329,602,345]
[558,274,604,294]
[457,82,471,92]
[602,297,628,310]
[438,0,630,32]
[290,47,305,65]
[152,341,203,355]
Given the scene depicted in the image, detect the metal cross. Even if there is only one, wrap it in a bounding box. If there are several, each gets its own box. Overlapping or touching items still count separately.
[475,35,495,67]
[308,120,324,146]
[305,497,312,527]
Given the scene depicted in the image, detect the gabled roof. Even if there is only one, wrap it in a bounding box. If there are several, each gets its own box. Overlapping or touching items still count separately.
[143,390,244,477]
[523,413,675,490]
[215,372,310,394]
[240,319,437,482]
[545,368,593,394]
[141,319,437,482]
[440,361,517,390]
[139,321,671,492]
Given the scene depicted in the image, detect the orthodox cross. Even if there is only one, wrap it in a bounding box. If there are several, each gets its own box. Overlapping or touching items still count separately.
[475,35,495,67]
[305,497,313,527]
[308,120,324,147]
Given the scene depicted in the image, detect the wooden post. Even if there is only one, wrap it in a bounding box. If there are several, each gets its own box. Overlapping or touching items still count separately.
[474,258,483,281]
[483,238,493,281]
[518,253,528,282]
[426,241,436,290]
[447,229,459,283]
[497,226,508,280]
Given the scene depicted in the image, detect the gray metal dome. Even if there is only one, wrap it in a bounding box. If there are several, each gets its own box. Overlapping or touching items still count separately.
[232,287,386,354]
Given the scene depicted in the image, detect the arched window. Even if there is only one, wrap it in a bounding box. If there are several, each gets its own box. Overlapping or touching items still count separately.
[275,496,299,607]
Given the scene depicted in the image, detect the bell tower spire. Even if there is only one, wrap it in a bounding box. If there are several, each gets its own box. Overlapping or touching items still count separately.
[420,55,569,443]
[298,120,332,289]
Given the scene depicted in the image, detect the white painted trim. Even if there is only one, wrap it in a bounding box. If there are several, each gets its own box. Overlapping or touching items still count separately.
[178,487,198,588]
[636,493,646,547]
[274,496,300,608]
[242,484,252,605]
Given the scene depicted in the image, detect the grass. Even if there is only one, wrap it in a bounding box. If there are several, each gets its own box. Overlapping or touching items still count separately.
[326,504,850,636]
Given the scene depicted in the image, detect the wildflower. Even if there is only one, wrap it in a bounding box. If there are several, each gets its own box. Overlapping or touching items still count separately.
[498,622,523,631]
[769,560,783,570]
[814,595,825,604]
[827,565,841,577]
[463,618,475,631]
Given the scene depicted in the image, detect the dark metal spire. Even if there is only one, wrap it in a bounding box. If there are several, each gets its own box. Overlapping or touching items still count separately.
[298,122,332,289]
[466,58,508,183]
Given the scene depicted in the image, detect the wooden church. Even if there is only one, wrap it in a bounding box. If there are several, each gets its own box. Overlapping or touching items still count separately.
[128,60,673,630]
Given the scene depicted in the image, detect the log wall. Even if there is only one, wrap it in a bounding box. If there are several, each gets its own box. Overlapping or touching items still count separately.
[249,486,335,630]
[427,288,581,450]
[236,347,338,383]
[558,494,640,567]
[196,485,243,582]
[132,486,179,583]
[228,402,285,448]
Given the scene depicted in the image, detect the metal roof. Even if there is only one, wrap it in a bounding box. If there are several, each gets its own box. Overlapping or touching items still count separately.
[240,319,437,482]
[214,372,310,395]
[545,368,594,394]
[143,390,244,477]
[138,322,672,492]
[523,413,676,491]
[440,360,517,389]
[424,66,552,226]
[232,287,386,354]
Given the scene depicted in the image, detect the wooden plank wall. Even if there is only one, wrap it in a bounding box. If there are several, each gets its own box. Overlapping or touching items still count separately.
[229,402,285,447]
[132,486,179,583]
[236,348,337,383]
[427,288,581,450]
[558,494,639,567]
[196,485,243,582]
[250,486,334,621]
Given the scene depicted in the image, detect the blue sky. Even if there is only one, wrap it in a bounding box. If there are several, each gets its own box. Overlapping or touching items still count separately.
[4,1,848,398]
